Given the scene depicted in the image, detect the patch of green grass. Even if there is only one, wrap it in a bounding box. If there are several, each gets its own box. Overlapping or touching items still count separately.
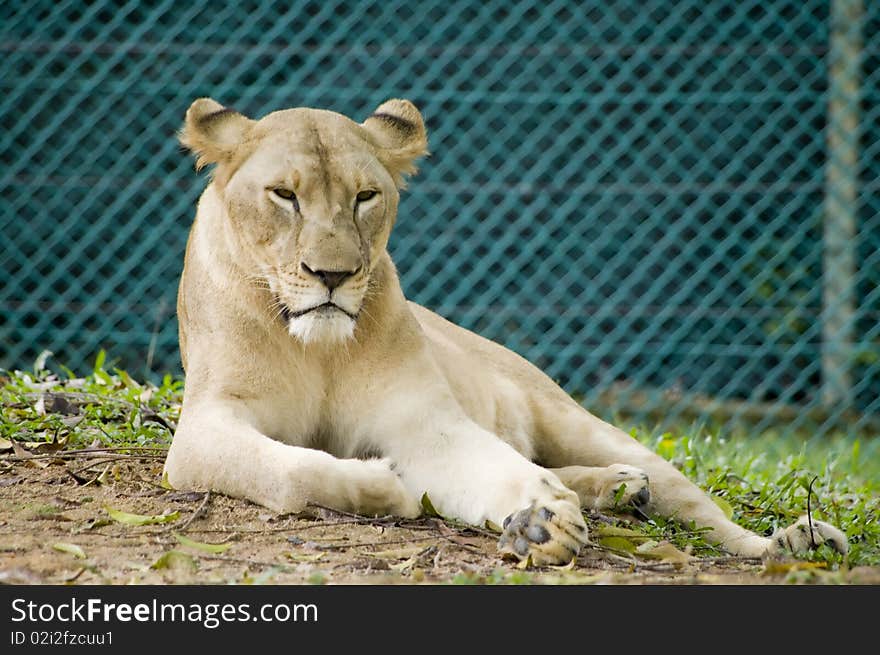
[2,352,877,567]
[0,350,180,450]
[609,429,880,566]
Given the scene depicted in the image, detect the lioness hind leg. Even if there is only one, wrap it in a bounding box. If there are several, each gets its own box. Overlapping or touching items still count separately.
[551,464,650,510]
[535,403,848,557]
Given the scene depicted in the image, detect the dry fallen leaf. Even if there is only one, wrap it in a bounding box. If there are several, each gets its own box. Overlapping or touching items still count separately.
[11,441,48,469]
[284,552,325,563]
[389,555,420,573]
[420,492,441,517]
[484,519,503,533]
[761,559,827,576]
[150,550,197,573]
[547,557,577,571]
[106,506,180,526]
[160,470,175,490]
[598,535,637,553]
[52,542,87,559]
[516,554,534,570]
[173,533,233,554]
[635,540,693,566]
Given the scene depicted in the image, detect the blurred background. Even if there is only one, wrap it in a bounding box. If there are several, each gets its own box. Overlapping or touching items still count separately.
[1,0,877,438]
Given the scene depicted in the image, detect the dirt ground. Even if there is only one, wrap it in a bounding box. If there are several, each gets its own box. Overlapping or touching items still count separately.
[2,454,878,585]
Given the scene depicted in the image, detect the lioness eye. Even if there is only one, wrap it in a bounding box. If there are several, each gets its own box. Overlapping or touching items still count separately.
[356,189,378,203]
[272,188,300,211]
[273,188,295,200]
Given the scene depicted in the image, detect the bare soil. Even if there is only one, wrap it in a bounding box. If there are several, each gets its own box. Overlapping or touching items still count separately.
[2,455,878,585]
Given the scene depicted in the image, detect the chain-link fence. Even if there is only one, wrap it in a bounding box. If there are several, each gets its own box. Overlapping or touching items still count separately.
[1,1,878,437]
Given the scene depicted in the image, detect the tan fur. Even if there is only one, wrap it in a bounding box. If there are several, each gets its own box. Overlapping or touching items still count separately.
[164,98,847,565]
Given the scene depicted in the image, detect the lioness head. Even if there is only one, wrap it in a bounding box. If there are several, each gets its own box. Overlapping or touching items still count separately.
[179,97,428,344]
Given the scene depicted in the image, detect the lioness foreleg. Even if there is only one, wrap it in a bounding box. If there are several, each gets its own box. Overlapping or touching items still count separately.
[369,407,589,565]
[164,401,421,518]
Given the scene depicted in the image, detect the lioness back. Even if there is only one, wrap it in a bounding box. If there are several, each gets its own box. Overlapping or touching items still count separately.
[407,301,577,457]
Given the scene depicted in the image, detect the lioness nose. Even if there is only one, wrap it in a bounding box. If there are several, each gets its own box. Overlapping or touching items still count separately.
[301,262,359,291]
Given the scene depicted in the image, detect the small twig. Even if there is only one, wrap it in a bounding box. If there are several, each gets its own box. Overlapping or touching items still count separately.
[168,526,311,535]
[22,390,137,405]
[593,550,640,567]
[76,445,169,452]
[198,554,293,570]
[585,543,639,563]
[161,519,447,536]
[438,537,486,555]
[4,453,166,463]
[96,426,116,443]
[64,567,88,583]
[697,555,764,565]
[173,490,212,533]
[289,516,402,531]
[631,505,652,521]
[2,449,167,462]
[437,519,498,539]
[313,536,435,551]
[623,561,684,573]
[433,545,452,570]
[807,475,819,549]
[583,510,620,524]
[68,456,131,477]
[587,550,681,573]
[304,502,396,523]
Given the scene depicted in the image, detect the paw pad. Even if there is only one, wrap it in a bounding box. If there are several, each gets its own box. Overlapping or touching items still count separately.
[498,502,588,566]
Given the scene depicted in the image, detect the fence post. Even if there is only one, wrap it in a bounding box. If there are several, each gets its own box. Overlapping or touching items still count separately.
[822,0,863,407]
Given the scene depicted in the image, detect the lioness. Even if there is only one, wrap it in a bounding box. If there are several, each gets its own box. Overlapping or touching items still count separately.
[164,97,847,565]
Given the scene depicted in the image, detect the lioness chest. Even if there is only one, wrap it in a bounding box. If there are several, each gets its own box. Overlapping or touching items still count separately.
[212,310,539,463]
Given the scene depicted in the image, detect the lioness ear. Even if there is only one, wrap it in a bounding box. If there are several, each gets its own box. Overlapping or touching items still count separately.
[179,97,254,171]
[362,99,429,188]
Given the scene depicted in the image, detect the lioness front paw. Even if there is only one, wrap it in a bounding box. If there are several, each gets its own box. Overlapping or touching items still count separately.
[770,515,848,555]
[595,464,650,510]
[345,458,421,518]
[498,500,588,566]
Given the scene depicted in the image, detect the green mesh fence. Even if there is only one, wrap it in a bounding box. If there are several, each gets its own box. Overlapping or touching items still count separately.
[1,1,878,437]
